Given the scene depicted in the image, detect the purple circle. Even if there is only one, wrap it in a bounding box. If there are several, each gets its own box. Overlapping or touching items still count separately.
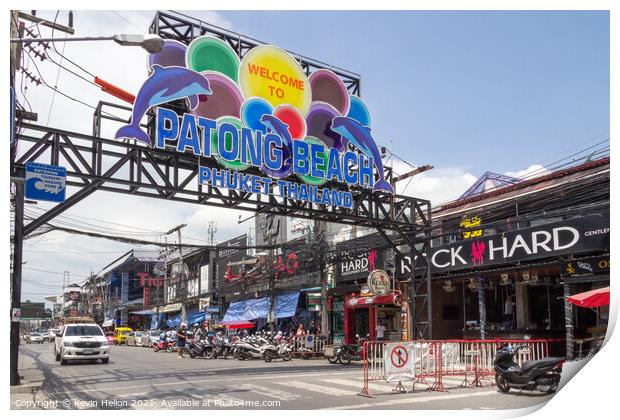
[192,71,244,120]
[305,102,344,151]
[148,40,187,73]
[309,69,350,115]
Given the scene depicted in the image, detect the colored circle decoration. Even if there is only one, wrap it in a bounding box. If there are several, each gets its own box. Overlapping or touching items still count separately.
[186,36,240,82]
[238,45,312,116]
[298,136,328,186]
[309,69,350,116]
[148,40,187,73]
[346,95,371,127]
[210,116,250,171]
[273,104,306,140]
[192,71,243,120]
[305,102,345,151]
[241,97,273,133]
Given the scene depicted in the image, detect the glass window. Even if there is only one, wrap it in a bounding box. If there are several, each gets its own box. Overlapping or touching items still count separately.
[64,325,104,336]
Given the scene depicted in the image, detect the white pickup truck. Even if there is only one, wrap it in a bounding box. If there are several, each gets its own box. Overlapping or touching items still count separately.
[54,323,110,365]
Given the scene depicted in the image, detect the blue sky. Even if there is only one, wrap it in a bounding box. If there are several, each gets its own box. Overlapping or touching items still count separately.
[216,10,610,174]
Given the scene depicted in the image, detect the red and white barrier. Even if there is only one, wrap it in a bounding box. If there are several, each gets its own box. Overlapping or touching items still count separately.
[359,339,550,398]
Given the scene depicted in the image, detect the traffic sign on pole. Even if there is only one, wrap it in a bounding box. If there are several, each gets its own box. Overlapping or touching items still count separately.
[25,162,66,203]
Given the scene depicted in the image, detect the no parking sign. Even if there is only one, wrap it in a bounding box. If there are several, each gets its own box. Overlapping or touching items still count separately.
[384,342,415,383]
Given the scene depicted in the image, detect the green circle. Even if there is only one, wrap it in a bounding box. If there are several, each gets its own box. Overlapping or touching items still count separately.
[211,117,250,171]
[186,36,240,82]
[299,136,328,186]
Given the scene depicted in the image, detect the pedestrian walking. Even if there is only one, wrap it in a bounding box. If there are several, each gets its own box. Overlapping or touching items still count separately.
[376,321,386,341]
[177,323,188,359]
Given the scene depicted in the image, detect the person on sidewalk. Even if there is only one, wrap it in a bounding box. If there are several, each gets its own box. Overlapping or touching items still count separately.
[177,323,188,359]
[376,321,386,342]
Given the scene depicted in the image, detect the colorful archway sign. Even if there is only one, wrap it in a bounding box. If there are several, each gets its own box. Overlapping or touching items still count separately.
[305,102,344,151]
[241,97,273,133]
[347,95,371,127]
[298,136,328,186]
[273,104,306,140]
[186,36,240,82]
[148,40,187,72]
[210,116,250,171]
[309,69,350,116]
[238,45,311,116]
[192,71,243,120]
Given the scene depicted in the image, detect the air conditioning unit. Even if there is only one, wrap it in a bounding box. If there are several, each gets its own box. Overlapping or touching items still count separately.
[442,280,456,293]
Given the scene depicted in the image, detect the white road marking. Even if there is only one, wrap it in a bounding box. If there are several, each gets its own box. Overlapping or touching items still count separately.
[322,390,498,410]
[276,380,352,396]
[50,370,359,396]
[319,378,400,394]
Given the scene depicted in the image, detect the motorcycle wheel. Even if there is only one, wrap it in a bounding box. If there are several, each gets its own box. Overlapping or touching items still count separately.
[263,350,276,362]
[340,353,352,365]
[282,351,292,362]
[188,350,196,359]
[495,374,511,393]
[327,355,340,364]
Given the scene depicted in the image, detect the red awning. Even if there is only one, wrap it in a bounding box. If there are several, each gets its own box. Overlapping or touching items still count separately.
[346,292,402,308]
[219,320,255,329]
[567,286,610,308]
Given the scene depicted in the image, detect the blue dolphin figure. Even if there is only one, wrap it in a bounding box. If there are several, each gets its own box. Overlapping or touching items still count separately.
[260,114,294,179]
[331,116,394,194]
[115,65,212,144]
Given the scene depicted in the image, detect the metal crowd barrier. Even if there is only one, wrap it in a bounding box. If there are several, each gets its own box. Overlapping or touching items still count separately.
[289,334,327,358]
[359,339,549,398]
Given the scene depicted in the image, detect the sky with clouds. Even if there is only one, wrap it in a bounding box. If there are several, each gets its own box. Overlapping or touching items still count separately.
[14,10,609,305]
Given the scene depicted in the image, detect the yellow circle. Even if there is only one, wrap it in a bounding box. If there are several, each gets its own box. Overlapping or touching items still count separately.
[239,45,311,116]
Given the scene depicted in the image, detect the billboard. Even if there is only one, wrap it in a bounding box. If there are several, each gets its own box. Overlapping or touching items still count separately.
[214,234,248,292]
[337,233,385,284]
[20,302,45,319]
[395,214,610,276]
[115,38,394,213]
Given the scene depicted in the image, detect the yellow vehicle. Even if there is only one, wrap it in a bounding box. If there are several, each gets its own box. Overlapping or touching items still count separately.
[113,327,133,345]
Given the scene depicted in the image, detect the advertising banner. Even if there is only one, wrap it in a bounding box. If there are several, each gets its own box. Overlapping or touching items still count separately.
[396,214,610,276]
[214,234,248,292]
[337,234,385,283]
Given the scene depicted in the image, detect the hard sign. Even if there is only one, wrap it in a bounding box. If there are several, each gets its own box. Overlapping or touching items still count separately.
[384,342,415,383]
[25,162,66,203]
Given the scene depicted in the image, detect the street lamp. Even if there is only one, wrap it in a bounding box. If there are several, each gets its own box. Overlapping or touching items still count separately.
[11,33,165,53]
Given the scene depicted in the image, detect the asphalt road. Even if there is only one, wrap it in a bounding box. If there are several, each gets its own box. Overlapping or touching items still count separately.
[13,342,556,410]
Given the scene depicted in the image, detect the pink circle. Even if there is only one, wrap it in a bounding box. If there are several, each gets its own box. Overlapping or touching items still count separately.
[309,69,350,115]
[192,71,244,119]
[273,105,306,140]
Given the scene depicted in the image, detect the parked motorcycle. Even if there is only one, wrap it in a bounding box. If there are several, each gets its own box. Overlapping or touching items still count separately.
[494,344,564,394]
[211,333,232,359]
[187,336,214,359]
[327,336,368,364]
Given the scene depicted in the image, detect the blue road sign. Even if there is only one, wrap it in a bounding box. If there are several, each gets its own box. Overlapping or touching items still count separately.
[25,162,67,203]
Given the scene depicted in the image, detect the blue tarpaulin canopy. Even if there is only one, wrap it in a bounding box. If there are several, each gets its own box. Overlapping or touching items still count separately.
[151,312,164,330]
[188,311,206,325]
[275,291,300,318]
[223,297,269,321]
[165,314,182,328]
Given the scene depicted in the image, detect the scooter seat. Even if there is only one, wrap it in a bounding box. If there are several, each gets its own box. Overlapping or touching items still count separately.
[520,357,563,373]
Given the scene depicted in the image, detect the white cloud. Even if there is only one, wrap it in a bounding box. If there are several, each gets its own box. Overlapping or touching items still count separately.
[505,164,550,180]
[392,161,477,206]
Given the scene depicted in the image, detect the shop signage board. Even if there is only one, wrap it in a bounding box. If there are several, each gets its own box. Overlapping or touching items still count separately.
[337,233,385,282]
[384,342,415,383]
[396,213,610,276]
[115,38,395,213]
[367,269,390,296]
[214,234,247,292]
[25,162,66,203]
[561,255,610,276]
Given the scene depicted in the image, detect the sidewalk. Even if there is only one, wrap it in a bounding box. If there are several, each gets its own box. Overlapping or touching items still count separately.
[10,345,51,410]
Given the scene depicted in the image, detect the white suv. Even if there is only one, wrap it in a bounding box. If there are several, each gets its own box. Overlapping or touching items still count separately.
[54,324,110,365]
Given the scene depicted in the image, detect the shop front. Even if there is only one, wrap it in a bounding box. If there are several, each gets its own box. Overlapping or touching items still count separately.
[395,213,610,356]
[344,291,403,344]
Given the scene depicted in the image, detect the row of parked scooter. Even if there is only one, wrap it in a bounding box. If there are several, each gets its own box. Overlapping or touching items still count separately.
[152,329,295,362]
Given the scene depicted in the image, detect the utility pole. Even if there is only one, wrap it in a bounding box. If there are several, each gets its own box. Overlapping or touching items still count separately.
[10,170,24,386]
[166,224,187,323]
